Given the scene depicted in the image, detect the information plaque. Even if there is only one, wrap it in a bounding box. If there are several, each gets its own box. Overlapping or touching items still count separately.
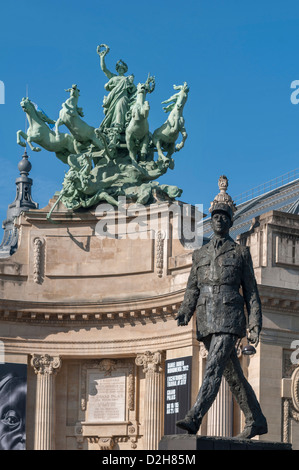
[87,371,126,423]
[164,356,192,435]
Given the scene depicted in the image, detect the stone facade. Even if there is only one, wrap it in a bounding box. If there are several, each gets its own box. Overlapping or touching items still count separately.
[237,210,299,446]
[1,197,299,449]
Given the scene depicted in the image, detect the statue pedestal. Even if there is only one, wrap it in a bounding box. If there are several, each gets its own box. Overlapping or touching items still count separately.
[159,435,292,451]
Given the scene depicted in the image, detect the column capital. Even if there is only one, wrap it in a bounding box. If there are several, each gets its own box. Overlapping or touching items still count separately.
[31,354,61,376]
[135,350,164,375]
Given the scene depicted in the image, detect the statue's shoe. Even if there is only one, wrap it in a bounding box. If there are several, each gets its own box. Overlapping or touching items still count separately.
[176,416,199,434]
[233,417,268,440]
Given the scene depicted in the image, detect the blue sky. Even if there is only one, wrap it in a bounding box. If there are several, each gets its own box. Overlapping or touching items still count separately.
[0,0,299,230]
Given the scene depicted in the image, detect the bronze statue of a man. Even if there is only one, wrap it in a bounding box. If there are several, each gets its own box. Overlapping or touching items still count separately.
[175,176,267,439]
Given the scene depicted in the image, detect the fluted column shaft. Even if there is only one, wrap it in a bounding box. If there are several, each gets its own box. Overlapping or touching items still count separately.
[207,377,233,437]
[31,354,61,450]
[136,351,164,450]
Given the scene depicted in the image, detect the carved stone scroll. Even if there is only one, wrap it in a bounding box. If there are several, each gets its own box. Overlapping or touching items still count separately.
[33,237,45,284]
[155,230,165,277]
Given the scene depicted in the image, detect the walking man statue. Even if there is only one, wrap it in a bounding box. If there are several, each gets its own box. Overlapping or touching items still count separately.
[175,176,268,439]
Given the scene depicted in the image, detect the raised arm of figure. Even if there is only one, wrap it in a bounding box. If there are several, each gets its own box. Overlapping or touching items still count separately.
[97,44,115,80]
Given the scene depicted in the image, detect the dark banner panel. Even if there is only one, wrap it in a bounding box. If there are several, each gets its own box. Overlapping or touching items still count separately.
[164,356,192,435]
[0,363,27,450]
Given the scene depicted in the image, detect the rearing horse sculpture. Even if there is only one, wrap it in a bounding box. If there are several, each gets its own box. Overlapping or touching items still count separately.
[153,82,189,163]
[55,84,111,159]
[125,74,155,163]
[17,97,76,164]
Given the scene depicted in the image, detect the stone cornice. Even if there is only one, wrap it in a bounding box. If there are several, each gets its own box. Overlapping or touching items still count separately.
[259,285,299,314]
[1,283,298,324]
[0,326,197,356]
[0,289,184,325]
[20,199,191,225]
[260,328,299,347]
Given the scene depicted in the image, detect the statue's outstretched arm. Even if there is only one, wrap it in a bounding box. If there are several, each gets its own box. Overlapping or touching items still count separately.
[97,44,114,80]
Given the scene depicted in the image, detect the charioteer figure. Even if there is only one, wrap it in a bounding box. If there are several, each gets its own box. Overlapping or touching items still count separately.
[175,175,268,439]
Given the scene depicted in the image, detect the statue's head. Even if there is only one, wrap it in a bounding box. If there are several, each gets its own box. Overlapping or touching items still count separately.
[211,209,233,237]
[115,60,128,75]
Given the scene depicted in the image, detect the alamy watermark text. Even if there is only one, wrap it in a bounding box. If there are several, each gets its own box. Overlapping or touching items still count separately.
[0,81,4,104]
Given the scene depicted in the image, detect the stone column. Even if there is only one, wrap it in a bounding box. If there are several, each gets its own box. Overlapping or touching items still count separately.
[31,354,62,450]
[207,377,233,437]
[135,351,164,450]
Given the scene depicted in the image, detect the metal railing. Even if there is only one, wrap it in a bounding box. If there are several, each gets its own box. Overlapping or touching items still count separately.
[203,169,299,215]
[233,169,299,206]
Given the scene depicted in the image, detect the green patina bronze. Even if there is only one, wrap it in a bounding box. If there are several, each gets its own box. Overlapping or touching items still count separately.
[17,44,189,216]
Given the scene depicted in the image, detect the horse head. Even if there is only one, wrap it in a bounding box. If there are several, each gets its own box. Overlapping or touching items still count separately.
[175,82,189,110]
[137,82,145,94]
[136,75,155,96]
[20,97,36,115]
[162,82,189,114]
[20,97,55,128]
[65,84,80,99]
